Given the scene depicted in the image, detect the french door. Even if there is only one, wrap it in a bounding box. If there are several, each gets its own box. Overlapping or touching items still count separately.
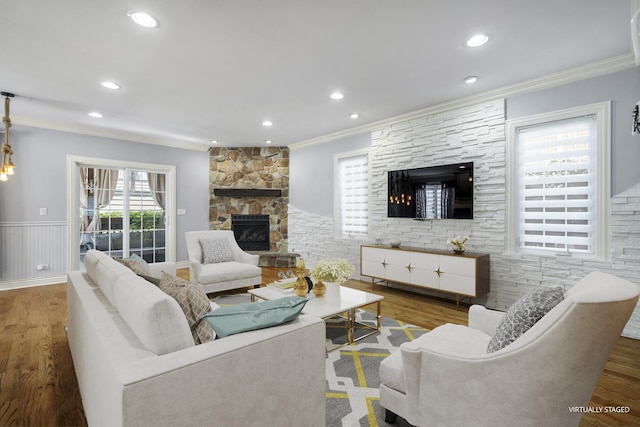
[68,156,176,270]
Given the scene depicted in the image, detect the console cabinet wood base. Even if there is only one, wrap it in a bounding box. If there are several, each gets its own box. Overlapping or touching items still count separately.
[360,245,490,308]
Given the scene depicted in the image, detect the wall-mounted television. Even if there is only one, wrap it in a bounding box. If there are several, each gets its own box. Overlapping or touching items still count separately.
[387,162,473,219]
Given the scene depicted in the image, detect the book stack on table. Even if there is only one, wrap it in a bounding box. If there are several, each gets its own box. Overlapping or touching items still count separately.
[266,277,297,293]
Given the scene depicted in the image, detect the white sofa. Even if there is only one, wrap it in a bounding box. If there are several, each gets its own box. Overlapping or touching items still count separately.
[67,250,326,427]
[379,271,640,427]
[185,230,262,294]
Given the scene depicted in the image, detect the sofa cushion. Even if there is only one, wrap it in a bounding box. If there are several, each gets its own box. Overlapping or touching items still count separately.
[83,249,109,285]
[202,296,307,338]
[94,256,136,306]
[199,237,233,264]
[197,261,262,284]
[487,286,564,353]
[382,324,491,394]
[159,273,216,344]
[113,274,195,354]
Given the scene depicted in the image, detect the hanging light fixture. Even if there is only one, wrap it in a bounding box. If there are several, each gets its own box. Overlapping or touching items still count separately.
[0,92,16,182]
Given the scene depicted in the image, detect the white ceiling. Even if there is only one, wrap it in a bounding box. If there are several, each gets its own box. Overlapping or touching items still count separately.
[1,0,636,150]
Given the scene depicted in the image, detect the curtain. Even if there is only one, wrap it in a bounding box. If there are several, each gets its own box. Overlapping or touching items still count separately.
[147,172,166,210]
[441,185,454,219]
[79,167,91,232]
[85,168,120,232]
[415,185,427,219]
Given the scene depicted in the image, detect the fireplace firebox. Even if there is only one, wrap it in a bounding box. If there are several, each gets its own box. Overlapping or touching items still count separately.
[231,214,270,251]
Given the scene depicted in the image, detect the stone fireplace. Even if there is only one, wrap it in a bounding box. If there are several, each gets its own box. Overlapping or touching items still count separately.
[231,214,270,251]
[209,147,289,254]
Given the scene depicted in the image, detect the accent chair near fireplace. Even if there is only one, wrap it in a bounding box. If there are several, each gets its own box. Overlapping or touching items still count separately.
[185,230,262,294]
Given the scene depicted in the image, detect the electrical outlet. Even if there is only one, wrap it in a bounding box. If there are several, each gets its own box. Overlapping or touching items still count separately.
[39,208,47,216]
[177,209,186,215]
[36,264,49,271]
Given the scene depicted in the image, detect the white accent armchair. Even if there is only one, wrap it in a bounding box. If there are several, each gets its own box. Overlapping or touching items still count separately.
[379,272,639,427]
[185,230,262,294]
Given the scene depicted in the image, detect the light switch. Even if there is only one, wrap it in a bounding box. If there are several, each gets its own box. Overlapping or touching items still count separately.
[39,208,47,216]
[177,209,186,215]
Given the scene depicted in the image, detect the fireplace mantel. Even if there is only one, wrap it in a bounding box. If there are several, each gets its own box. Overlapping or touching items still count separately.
[213,188,282,198]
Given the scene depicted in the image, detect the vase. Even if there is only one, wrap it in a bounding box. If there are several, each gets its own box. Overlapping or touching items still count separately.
[312,280,326,297]
[453,248,465,254]
[389,238,401,248]
[294,276,308,297]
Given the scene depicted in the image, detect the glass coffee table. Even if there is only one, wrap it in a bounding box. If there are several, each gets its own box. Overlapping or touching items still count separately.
[248,282,383,351]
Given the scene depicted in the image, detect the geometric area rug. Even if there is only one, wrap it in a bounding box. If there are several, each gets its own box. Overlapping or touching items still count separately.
[325,310,429,427]
[210,294,429,427]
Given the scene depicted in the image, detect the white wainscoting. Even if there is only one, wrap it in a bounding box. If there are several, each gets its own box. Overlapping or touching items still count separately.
[0,221,68,291]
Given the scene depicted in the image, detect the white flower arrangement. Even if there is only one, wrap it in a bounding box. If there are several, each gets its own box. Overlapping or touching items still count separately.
[447,235,470,252]
[310,257,355,283]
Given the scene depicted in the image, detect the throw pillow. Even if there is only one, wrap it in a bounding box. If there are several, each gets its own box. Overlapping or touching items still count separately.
[138,273,161,286]
[202,296,307,338]
[199,238,233,264]
[158,272,216,344]
[487,286,564,353]
[114,256,150,276]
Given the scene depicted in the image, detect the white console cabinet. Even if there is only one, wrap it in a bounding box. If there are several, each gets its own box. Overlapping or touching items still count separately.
[360,245,490,308]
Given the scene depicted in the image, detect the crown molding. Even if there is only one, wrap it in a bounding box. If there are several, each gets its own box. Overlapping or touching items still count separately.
[289,53,636,151]
[12,116,211,152]
[9,53,636,153]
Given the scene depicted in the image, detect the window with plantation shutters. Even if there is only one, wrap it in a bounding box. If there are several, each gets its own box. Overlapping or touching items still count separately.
[335,149,369,236]
[507,102,610,259]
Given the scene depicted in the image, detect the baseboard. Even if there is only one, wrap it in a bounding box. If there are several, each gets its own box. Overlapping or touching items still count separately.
[0,274,68,292]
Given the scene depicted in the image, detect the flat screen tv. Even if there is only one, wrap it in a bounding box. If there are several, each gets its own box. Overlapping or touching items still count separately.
[387,162,473,219]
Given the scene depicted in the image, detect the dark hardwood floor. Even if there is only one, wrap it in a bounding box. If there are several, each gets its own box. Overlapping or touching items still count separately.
[0,268,638,426]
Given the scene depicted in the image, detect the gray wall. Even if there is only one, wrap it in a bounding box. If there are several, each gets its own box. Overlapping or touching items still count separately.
[0,126,210,262]
[506,67,640,195]
[290,133,371,218]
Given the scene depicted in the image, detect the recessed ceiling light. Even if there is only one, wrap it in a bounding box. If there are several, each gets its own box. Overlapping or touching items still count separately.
[265,140,272,144]
[88,112,103,118]
[350,113,359,119]
[330,92,344,100]
[464,76,478,84]
[127,10,158,28]
[262,120,273,127]
[101,81,121,90]
[466,34,489,47]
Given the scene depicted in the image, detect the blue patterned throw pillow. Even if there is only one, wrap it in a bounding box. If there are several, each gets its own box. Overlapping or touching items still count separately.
[199,238,233,264]
[487,286,564,353]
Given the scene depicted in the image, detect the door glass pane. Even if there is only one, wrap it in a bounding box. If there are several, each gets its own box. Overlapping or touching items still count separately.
[127,170,165,263]
[78,167,166,266]
[79,167,123,261]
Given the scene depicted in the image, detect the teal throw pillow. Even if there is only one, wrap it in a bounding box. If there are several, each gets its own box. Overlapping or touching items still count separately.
[202,296,308,338]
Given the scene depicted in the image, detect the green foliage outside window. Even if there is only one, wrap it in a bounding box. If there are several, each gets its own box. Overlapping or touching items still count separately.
[99,211,163,230]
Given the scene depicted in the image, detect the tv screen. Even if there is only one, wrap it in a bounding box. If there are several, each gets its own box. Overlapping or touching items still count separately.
[387,162,473,219]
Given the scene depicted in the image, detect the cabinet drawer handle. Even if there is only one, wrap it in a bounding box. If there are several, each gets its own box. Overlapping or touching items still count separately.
[434,267,443,277]
[381,260,388,267]
[406,263,414,272]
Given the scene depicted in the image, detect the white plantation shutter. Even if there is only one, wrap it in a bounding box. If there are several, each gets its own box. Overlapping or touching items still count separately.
[515,116,596,254]
[339,154,368,235]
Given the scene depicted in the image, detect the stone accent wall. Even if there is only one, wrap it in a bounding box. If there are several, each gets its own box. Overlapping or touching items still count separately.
[288,98,640,338]
[209,147,289,253]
